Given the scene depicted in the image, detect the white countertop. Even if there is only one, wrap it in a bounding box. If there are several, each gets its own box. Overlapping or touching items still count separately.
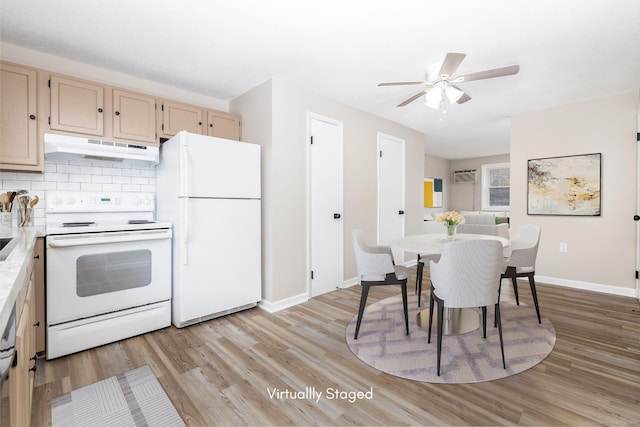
[0,226,45,329]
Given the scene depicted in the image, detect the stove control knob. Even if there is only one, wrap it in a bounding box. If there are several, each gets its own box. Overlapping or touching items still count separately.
[65,197,76,206]
[143,197,152,205]
[133,197,142,205]
[52,197,63,206]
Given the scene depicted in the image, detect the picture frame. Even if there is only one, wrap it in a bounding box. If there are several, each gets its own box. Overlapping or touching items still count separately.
[527,153,601,216]
[424,178,443,208]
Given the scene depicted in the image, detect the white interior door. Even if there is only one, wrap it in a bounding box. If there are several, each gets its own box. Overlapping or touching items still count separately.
[378,133,405,262]
[309,114,343,297]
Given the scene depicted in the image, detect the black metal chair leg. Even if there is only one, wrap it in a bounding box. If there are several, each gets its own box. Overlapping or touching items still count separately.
[354,284,370,339]
[511,275,520,305]
[436,298,444,377]
[415,254,422,294]
[482,306,487,338]
[528,272,541,323]
[428,285,435,343]
[496,302,506,369]
[400,280,409,335]
[417,262,424,307]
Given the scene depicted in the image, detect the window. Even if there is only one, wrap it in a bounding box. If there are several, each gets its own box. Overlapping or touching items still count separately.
[481,162,510,210]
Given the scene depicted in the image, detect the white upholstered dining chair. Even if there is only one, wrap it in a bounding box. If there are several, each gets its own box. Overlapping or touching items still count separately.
[352,229,409,340]
[427,239,506,376]
[415,221,445,306]
[501,224,542,323]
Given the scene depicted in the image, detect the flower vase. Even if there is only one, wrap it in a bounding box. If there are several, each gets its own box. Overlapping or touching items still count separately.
[446,224,457,240]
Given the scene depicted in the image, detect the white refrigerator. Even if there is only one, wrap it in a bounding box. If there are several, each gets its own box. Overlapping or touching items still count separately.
[156,131,262,328]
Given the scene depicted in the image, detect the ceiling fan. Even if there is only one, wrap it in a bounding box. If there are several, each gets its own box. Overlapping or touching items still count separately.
[378,52,519,109]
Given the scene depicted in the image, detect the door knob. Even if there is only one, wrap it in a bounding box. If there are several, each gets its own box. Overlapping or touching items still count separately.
[333,213,341,219]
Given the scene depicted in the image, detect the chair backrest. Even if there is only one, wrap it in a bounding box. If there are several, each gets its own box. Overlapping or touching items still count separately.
[456,223,509,239]
[352,229,395,281]
[429,239,503,308]
[423,220,446,234]
[507,224,541,268]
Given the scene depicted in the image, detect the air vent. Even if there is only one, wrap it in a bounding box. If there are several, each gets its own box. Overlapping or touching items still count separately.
[453,169,477,184]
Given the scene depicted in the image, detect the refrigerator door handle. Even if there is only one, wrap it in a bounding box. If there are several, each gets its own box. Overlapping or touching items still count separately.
[180,136,189,196]
[181,198,189,265]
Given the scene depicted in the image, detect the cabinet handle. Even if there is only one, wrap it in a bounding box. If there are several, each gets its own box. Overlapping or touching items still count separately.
[33,321,40,327]
[209,123,213,127]
[29,365,37,373]
[29,114,36,120]
[115,111,120,116]
[30,353,38,362]
[198,121,202,126]
[98,108,103,113]
[33,254,40,259]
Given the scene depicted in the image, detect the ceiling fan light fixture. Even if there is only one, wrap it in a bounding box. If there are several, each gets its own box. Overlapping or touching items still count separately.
[425,88,442,109]
[445,85,464,103]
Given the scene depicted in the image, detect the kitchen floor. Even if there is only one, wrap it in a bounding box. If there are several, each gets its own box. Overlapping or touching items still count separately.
[31,270,640,426]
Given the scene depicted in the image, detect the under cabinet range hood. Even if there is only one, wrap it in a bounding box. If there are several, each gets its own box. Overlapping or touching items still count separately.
[44,133,159,164]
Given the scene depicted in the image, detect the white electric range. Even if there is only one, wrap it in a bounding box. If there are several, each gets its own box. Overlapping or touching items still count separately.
[45,191,173,359]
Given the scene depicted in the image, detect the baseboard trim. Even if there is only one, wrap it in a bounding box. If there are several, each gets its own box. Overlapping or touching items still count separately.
[257,293,309,313]
[535,275,637,298]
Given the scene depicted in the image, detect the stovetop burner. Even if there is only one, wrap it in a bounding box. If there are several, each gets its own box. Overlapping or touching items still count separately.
[45,191,171,236]
[128,219,156,224]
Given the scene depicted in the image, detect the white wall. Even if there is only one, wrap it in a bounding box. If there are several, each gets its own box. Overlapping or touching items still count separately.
[511,91,639,295]
[424,154,450,217]
[449,154,510,212]
[232,78,425,307]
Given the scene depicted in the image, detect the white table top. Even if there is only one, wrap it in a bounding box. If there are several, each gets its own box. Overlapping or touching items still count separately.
[390,233,510,256]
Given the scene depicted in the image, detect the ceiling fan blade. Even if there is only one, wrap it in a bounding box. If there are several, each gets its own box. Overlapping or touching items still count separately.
[438,52,466,77]
[458,64,520,82]
[378,81,425,86]
[457,92,472,104]
[397,90,426,107]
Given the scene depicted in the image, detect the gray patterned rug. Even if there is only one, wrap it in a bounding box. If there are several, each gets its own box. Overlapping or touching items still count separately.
[346,293,556,383]
[51,365,184,427]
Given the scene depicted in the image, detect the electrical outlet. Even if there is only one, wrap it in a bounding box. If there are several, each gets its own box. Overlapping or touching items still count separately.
[559,243,568,253]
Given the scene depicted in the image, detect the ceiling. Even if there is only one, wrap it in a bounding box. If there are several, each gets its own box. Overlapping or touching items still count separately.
[2,0,639,159]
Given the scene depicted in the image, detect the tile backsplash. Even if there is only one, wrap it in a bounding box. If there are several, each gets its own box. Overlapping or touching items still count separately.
[0,159,156,227]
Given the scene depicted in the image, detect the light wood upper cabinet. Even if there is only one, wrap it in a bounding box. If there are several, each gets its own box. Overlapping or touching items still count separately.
[113,89,156,143]
[160,101,203,137]
[206,110,241,141]
[0,62,40,171]
[50,75,104,136]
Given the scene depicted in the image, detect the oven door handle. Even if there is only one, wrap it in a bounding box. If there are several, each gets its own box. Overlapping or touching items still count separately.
[47,231,171,247]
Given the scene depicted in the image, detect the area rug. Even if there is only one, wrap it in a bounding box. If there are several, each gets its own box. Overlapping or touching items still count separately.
[345,293,555,383]
[51,365,184,427]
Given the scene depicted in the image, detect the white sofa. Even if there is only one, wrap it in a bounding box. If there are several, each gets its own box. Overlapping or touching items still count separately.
[456,223,510,239]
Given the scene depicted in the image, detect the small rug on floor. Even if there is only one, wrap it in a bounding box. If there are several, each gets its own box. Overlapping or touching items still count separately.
[346,293,556,383]
[51,365,184,427]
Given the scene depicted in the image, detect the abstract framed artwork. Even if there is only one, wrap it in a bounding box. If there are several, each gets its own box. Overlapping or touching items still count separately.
[527,153,601,216]
[424,178,443,208]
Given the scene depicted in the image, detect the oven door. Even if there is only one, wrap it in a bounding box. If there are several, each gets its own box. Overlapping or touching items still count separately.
[46,229,172,325]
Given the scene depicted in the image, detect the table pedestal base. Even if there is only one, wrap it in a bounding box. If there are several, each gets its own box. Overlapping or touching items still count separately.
[415,307,480,335]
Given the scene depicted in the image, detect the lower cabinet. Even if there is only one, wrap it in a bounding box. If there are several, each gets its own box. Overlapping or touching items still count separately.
[9,244,40,427]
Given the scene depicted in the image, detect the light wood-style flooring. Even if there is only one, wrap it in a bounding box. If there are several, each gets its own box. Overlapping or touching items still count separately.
[31,270,640,426]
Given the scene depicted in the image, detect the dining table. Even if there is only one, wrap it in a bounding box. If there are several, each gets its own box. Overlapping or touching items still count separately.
[390,232,510,336]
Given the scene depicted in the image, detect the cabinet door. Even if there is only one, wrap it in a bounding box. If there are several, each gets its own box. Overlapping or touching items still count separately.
[113,89,157,144]
[161,101,202,136]
[10,305,30,427]
[0,63,39,169]
[206,110,241,141]
[33,238,45,355]
[50,75,104,136]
